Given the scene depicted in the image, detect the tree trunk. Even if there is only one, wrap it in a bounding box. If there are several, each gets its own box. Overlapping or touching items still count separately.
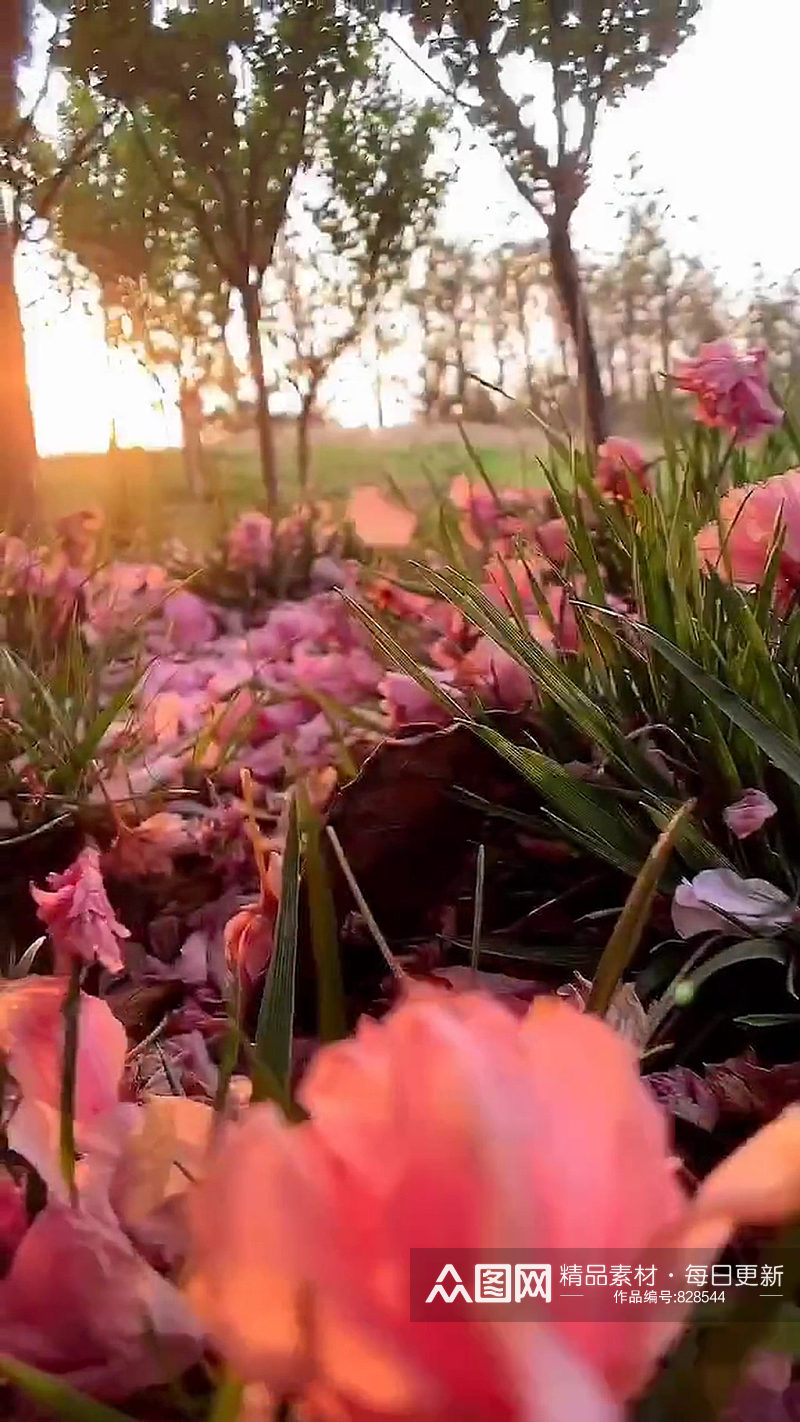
[547,216,607,449]
[605,343,617,398]
[622,292,637,403]
[454,323,467,409]
[0,208,37,531]
[374,363,385,430]
[523,350,537,410]
[296,397,313,497]
[179,381,205,498]
[659,293,672,376]
[241,283,277,514]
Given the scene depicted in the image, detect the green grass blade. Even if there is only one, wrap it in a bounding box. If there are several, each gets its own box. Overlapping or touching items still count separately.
[298,784,346,1042]
[604,615,800,789]
[254,794,301,1095]
[326,826,406,980]
[473,725,649,875]
[0,1355,133,1422]
[587,801,694,1017]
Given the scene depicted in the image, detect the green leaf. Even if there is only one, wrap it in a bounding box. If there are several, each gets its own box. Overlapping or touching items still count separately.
[298,784,346,1043]
[0,1355,133,1422]
[602,614,800,789]
[470,843,486,972]
[254,794,301,1095]
[646,940,789,1043]
[473,725,650,875]
[209,1373,245,1422]
[735,1013,800,1028]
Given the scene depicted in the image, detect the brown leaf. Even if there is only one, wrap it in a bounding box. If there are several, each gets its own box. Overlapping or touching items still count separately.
[317,717,531,937]
[105,979,185,1039]
[648,1051,800,1133]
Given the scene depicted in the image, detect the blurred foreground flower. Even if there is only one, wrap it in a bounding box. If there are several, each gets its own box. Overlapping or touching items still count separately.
[0,1200,202,1400]
[696,469,800,606]
[32,845,130,975]
[0,977,127,1195]
[0,976,209,1395]
[672,868,795,939]
[188,992,800,1420]
[673,341,782,443]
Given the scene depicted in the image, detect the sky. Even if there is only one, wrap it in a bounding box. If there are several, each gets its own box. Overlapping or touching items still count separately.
[19,0,800,454]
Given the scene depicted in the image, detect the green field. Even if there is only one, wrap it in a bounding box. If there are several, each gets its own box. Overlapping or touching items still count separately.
[38,422,547,554]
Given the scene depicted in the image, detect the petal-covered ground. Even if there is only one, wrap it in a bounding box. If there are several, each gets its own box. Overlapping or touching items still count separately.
[2,346,800,1419]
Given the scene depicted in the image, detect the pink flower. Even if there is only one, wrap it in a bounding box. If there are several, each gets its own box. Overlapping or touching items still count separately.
[0,977,127,1194]
[379,670,458,729]
[138,689,185,744]
[32,845,130,975]
[223,906,275,985]
[673,341,782,443]
[108,1096,213,1261]
[293,712,337,769]
[448,475,498,539]
[723,789,778,840]
[482,557,537,613]
[161,589,217,650]
[0,1200,202,1400]
[672,868,795,939]
[224,856,282,988]
[458,636,533,709]
[695,470,800,605]
[118,750,189,799]
[596,438,649,499]
[521,586,582,655]
[346,486,417,548]
[536,516,571,564]
[188,992,800,1418]
[226,511,274,571]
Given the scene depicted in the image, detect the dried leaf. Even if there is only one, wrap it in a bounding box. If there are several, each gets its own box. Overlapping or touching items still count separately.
[648,1051,800,1132]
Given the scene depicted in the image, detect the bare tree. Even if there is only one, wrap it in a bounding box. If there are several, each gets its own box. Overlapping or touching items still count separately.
[271,75,443,491]
[381,0,700,446]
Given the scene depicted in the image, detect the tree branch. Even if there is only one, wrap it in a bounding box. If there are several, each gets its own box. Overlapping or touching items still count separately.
[130,114,237,285]
[33,117,107,227]
[457,28,551,222]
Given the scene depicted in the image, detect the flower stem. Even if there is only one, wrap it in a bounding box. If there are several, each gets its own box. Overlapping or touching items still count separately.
[59,961,82,1204]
